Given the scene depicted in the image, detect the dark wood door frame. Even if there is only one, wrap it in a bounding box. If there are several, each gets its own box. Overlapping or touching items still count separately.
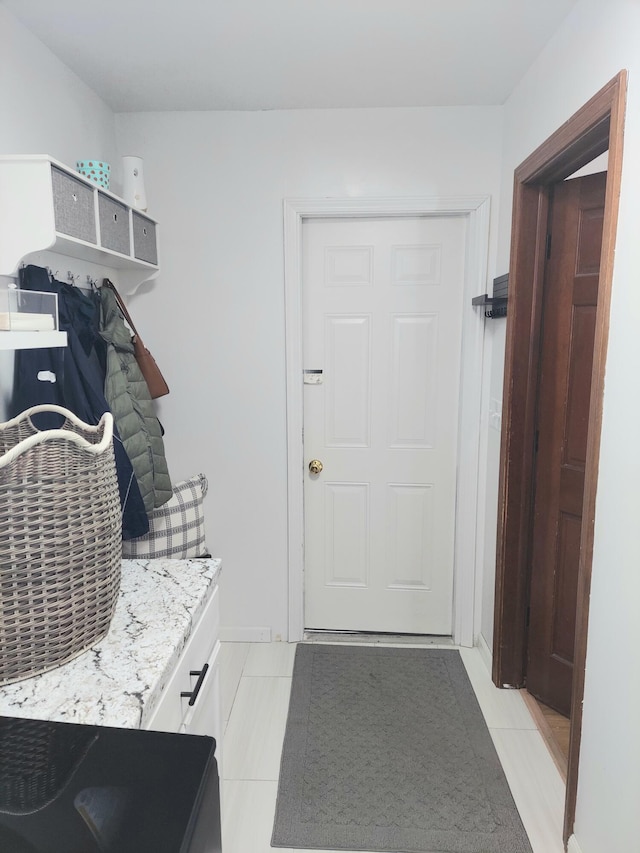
[492,71,627,845]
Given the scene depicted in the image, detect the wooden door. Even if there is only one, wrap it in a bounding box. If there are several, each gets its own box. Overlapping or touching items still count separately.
[302,216,467,634]
[527,171,607,715]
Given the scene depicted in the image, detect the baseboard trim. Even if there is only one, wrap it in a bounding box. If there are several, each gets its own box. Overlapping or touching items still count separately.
[220,626,272,642]
[476,632,493,676]
[567,834,584,853]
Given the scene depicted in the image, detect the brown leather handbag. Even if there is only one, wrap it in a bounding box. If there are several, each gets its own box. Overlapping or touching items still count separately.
[102,279,170,399]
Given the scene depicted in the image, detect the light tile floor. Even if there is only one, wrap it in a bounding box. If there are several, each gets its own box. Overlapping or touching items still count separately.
[219,640,566,853]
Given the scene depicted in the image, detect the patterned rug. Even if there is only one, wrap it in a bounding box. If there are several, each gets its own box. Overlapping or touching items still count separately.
[272,644,533,852]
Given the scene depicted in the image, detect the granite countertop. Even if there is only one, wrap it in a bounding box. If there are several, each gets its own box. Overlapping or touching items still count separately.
[0,557,221,729]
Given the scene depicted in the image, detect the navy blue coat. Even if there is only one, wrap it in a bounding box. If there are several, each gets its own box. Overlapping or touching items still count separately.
[11,265,149,540]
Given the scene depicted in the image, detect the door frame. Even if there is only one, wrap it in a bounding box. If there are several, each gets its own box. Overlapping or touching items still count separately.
[284,195,491,646]
[491,71,627,844]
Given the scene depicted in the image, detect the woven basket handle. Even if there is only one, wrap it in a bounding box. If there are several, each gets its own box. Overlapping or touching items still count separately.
[3,404,108,434]
[0,408,114,469]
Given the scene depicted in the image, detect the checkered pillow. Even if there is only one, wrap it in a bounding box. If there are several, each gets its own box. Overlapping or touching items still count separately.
[122,474,210,559]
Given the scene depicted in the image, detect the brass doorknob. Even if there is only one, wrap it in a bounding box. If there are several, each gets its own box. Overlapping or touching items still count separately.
[309,459,324,474]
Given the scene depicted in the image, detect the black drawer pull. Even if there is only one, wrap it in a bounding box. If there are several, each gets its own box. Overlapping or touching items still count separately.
[180,663,209,706]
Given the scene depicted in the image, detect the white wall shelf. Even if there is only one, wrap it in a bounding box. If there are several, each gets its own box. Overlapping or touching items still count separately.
[0,155,160,294]
[0,154,161,350]
[0,330,67,350]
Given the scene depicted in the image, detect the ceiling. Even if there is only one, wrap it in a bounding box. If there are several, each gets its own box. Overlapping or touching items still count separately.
[4,0,578,112]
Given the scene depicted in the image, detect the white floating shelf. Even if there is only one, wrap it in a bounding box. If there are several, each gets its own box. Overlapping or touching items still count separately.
[0,155,160,295]
[0,154,163,351]
[0,330,67,350]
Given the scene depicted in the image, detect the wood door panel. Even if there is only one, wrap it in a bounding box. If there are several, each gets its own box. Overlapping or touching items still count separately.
[573,279,598,305]
[527,171,606,715]
[559,468,585,516]
[565,305,597,465]
[552,512,581,663]
[576,208,605,274]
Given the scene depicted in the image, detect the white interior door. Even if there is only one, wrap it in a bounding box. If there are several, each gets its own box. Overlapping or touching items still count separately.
[303,215,467,635]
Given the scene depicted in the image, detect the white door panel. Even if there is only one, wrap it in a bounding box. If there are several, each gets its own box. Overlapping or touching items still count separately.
[389,313,437,447]
[303,216,466,634]
[325,315,371,446]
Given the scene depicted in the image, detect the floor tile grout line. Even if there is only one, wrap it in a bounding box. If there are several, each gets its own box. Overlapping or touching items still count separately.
[488,724,558,733]
[224,678,245,728]
[239,673,294,678]
[220,644,252,730]
[222,775,282,782]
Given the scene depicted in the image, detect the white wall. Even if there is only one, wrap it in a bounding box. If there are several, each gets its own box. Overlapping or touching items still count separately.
[0,7,117,174]
[115,107,504,640]
[487,1,640,850]
[0,5,117,417]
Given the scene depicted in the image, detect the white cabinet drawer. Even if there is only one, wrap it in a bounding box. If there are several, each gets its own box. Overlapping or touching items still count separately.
[184,640,221,737]
[145,584,220,734]
[183,639,222,771]
[147,663,183,733]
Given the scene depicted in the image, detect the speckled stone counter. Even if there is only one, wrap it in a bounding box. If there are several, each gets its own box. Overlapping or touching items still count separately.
[0,557,221,729]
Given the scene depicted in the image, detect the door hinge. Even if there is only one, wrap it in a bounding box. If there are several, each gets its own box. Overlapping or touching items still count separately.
[545,232,552,259]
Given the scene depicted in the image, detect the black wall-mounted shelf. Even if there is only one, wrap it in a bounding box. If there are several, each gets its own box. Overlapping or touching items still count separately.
[473,273,508,318]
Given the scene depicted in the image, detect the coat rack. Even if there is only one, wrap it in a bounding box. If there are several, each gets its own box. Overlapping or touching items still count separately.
[472,273,508,318]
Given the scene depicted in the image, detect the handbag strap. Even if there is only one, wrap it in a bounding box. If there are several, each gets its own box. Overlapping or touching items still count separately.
[102,278,140,338]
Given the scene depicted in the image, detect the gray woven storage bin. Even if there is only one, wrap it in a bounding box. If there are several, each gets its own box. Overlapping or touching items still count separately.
[0,405,122,685]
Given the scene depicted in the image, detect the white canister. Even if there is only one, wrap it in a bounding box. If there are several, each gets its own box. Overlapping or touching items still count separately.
[121,155,147,211]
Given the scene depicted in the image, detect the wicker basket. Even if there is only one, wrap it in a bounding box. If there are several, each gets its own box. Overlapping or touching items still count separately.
[0,405,122,685]
[0,717,97,814]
